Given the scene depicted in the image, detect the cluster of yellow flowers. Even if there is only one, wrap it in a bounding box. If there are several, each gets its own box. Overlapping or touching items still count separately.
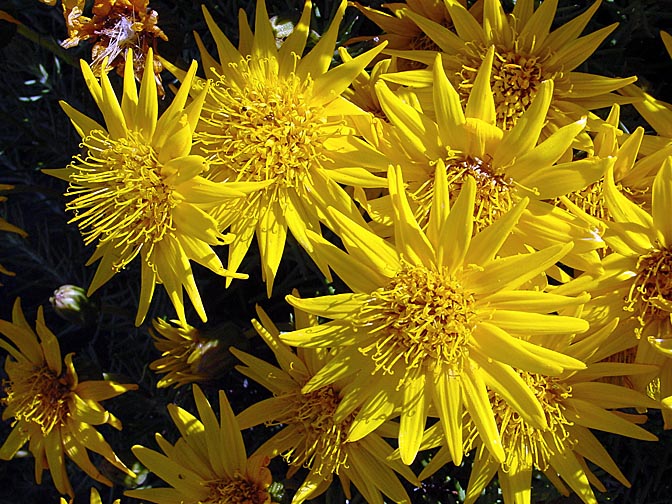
[3,0,672,502]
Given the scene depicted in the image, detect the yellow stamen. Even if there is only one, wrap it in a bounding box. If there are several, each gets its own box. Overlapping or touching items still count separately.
[490,372,573,472]
[627,247,672,327]
[2,364,71,435]
[358,264,477,386]
[274,386,354,476]
[198,68,333,189]
[204,476,270,504]
[458,43,561,129]
[66,130,176,270]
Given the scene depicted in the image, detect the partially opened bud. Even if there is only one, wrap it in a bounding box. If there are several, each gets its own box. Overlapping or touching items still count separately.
[49,284,98,326]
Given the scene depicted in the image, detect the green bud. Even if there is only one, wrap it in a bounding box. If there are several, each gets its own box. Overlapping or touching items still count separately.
[49,284,98,326]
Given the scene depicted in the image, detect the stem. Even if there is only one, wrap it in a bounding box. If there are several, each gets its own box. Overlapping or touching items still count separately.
[16,22,78,67]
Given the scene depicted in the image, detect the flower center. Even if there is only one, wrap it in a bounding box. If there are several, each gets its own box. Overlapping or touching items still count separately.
[562,179,649,223]
[204,477,270,504]
[628,247,672,325]
[358,265,477,384]
[411,155,514,232]
[2,364,71,435]
[198,69,330,189]
[275,385,353,476]
[66,130,176,270]
[489,372,573,472]
[458,43,555,130]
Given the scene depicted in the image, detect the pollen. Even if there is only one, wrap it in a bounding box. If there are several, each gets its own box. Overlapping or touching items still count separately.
[198,69,331,189]
[627,247,672,327]
[65,130,177,271]
[358,264,477,384]
[490,371,573,472]
[458,43,559,129]
[275,385,354,476]
[2,363,71,435]
[204,476,270,504]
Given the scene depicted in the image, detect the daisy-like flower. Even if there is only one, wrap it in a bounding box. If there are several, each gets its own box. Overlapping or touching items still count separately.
[149,318,231,388]
[59,487,120,504]
[0,298,137,498]
[126,384,275,504]
[280,164,591,466]
[417,320,658,504]
[555,160,672,424]
[232,302,418,503]
[0,184,27,281]
[386,0,636,141]
[61,0,168,92]
[45,50,252,326]
[168,0,389,295]
[359,49,609,273]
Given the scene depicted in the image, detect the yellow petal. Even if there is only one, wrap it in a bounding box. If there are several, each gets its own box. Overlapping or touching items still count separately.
[399,372,427,465]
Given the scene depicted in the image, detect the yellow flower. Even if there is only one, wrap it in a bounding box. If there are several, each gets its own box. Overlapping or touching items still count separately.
[232,303,418,503]
[417,320,658,504]
[167,0,389,296]
[359,49,609,273]
[0,298,137,498]
[59,487,120,504]
[149,318,231,388]
[385,0,636,141]
[126,384,275,504]
[0,184,27,280]
[44,50,249,326]
[559,104,670,231]
[555,159,672,424]
[280,164,591,466]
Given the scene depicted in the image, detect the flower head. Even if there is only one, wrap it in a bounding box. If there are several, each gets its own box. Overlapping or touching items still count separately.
[359,49,608,272]
[149,318,232,388]
[169,0,389,295]
[45,50,248,325]
[0,298,137,498]
[280,164,591,466]
[387,0,636,139]
[232,302,417,503]
[555,160,672,424]
[126,384,275,504]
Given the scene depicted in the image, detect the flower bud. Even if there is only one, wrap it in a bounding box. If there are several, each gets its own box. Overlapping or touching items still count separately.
[49,284,98,326]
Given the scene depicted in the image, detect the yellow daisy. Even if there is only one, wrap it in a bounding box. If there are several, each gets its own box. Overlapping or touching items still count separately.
[232,302,418,503]
[555,159,672,424]
[0,184,27,280]
[44,50,252,326]
[0,298,137,498]
[168,0,389,296]
[358,49,609,273]
[417,320,658,504]
[280,164,590,466]
[384,0,636,142]
[149,318,231,388]
[126,384,275,504]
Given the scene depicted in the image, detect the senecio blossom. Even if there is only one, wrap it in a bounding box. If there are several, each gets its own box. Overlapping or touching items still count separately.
[0,299,137,498]
[164,0,390,296]
[46,50,255,326]
[281,165,591,466]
